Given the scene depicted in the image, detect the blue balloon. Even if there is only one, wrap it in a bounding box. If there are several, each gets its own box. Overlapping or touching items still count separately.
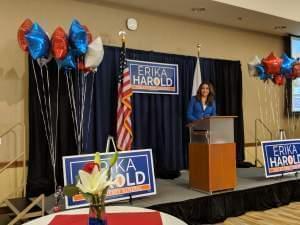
[256,64,272,80]
[281,53,295,75]
[25,23,50,60]
[69,19,88,55]
[58,50,76,69]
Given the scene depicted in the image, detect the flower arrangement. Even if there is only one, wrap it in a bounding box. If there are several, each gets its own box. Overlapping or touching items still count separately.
[64,151,118,225]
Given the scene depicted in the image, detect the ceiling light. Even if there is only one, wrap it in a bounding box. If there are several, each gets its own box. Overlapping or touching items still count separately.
[274,25,287,30]
[237,17,243,21]
[191,8,206,13]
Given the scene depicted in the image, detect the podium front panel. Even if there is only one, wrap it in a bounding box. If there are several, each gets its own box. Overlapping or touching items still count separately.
[210,117,234,143]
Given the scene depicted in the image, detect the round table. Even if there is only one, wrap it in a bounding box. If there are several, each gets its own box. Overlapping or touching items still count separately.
[23,205,187,225]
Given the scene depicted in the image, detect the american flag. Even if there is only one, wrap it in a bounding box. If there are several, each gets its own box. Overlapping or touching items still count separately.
[116,41,133,150]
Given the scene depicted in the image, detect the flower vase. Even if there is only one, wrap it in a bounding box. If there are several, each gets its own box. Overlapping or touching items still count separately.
[88,204,106,225]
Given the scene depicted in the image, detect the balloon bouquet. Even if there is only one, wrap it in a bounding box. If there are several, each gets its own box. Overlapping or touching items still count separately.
[17,19,104,209]
[248,52,300,139]
[248,52,300,85]
[61,19,104,155]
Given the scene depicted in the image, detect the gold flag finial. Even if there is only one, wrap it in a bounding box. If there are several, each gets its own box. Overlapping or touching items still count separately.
[118,30,127,43]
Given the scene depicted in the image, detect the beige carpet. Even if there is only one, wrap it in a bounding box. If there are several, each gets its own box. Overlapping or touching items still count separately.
[222,202,300,225]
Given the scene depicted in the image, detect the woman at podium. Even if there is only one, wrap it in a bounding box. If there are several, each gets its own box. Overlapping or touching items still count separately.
[187,82,216,122]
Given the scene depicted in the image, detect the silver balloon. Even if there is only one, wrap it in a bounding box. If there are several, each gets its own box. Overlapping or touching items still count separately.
[247,56,261,76]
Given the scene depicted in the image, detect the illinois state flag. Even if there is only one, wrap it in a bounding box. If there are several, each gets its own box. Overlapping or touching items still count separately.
[191,57,202,96]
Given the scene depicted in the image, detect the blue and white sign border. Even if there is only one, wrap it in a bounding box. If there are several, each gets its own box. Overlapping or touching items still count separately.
[261,139,300,178]
[127,59,179,95]
[63,149,156,209]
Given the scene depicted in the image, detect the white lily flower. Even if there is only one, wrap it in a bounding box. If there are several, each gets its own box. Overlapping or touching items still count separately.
[76,167,113,195]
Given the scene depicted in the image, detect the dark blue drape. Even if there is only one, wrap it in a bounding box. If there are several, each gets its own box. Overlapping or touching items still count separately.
[84,47,245,170]
[27,46,244,196]
[85,47,196,172]
[201,58,245,161]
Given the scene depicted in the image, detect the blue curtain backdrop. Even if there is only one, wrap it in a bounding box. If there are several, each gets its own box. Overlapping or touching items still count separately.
[27,46,244,196]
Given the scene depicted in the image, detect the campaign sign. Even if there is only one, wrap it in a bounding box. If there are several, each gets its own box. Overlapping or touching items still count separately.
[261,139,300,178]
[63,149,156,209]
[127,59,179,95]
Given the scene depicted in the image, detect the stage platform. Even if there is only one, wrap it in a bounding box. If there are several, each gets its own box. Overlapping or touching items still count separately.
[45,168,300,224]
[136,168,300,224]
[132,168,299,207]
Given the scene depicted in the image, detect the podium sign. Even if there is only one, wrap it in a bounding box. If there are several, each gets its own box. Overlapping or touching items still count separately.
[63,149,156,209]
[262,139,300,178]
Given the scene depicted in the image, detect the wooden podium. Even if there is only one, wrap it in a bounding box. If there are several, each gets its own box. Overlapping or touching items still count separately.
[187,116,237,193]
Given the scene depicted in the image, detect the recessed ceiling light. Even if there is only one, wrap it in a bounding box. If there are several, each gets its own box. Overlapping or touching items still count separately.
[191,8,206,13]
[274,25,287,30]
[237,17,243,21]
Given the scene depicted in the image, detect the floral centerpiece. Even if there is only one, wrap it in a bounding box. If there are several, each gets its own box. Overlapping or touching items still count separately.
[64,151,118,225]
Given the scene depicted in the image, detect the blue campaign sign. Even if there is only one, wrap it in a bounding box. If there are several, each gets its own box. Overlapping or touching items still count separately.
[127,59,179,95]
[261,139,300,178]
[63,149,156,209]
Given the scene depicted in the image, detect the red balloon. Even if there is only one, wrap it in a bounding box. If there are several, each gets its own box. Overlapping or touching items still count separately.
[262,52,282,75]
[83,25,92,44]
[292,62,300,78]
[273,75,285,85]
[78,61,91,73]
[51,27,68,60]
[17,18,33,51]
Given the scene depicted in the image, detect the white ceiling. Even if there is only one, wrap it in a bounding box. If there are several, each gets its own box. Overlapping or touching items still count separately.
[94,0,300,36]
[214,0,300,22]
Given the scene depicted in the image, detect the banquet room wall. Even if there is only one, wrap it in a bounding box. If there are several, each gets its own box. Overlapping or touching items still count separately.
[0,0,289,198]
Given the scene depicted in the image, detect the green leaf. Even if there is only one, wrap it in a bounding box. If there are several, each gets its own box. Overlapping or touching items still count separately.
[82,193,93,203]
[63,185,80,197]
[109,151,119,167]
[94,152,101,165]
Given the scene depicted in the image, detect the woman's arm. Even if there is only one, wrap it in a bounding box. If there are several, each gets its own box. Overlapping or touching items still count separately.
[212,101,217,116]
[187,97,198,122]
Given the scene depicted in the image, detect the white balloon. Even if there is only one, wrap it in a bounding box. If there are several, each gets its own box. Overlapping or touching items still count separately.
[247,56,261,76]
[85,36,104,70]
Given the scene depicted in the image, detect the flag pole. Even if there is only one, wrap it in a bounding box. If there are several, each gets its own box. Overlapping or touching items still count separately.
[197,43,201,58]
[191,44,202,97]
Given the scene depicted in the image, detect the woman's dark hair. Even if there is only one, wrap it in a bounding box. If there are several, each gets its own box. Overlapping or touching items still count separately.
[196,82,215,105]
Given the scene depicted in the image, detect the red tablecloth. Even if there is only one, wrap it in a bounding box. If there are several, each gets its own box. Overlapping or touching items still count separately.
[49,212,163,225]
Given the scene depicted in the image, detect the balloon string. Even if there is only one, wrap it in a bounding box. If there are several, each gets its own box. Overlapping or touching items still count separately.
[73,72,81,154]
[79,72,87,153]
[85,72,95,152]
[66,71,79,148]
[262,83,268,139]
[71,71,80,152]
[269,84,276,135]
[44,64,57,189]
[31,59,51,148]
[45,65,55,155]
[53,65,60,189]
[285,85,291,137]
[275,86,280,133]
[35,61,57,189]
[39,65,53,151]
[78,71,83,154]
[75,65,81,154]
[54,65,60,158]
